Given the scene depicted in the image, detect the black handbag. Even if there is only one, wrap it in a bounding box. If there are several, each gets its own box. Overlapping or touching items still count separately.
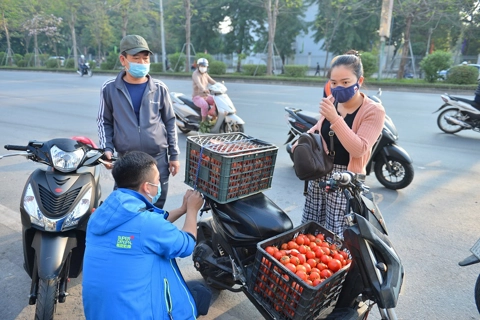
[292,130,335,181]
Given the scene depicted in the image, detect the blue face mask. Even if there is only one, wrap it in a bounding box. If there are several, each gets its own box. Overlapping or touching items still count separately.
[331,82,359,103]
[146,182,161,204]
[127,62,150,78]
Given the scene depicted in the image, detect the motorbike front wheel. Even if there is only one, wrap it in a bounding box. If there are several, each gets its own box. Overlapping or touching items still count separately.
[222,123,244,133]
[178,126,191,134]
[86,69,93,77]
[35,278,58,320]
[374,157,414,190]
[437,107,464,134]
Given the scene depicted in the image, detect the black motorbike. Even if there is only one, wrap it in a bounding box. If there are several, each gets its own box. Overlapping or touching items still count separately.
[284,103,414,190]
[77,62,93,77]
[0,137,110,320]
[192,171,404,319]
[459,238,480,314]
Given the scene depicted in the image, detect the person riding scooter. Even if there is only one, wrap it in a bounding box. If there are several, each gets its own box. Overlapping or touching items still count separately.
[192,58,217,132]
[78,54,87,74]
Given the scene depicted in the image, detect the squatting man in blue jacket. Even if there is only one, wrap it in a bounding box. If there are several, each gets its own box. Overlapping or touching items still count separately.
[82,151,212,319]
[97,34,180,209]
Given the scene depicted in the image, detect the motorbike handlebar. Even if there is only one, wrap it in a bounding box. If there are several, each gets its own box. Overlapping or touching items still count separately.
[4,145,28,151]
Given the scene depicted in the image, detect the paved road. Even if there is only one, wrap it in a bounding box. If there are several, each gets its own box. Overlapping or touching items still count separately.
[0,70,479,319]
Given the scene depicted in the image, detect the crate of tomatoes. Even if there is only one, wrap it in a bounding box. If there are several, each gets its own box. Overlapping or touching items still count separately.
[185,133,278,204]
[248,221,351,320]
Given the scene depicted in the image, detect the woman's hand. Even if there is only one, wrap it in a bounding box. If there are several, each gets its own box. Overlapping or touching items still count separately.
[320,95,341,123]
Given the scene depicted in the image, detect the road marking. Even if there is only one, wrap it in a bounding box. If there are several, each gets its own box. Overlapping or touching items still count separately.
[0,204,21,232]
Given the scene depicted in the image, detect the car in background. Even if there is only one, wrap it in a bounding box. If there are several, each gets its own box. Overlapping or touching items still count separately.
[48,56,65,67]
[438,63,480,81]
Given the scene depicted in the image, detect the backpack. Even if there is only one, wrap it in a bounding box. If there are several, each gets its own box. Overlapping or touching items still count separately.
[293,132,335,181]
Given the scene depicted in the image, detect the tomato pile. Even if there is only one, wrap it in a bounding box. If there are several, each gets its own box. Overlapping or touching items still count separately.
[187,148,274,201]
[265,233,351,286]
[253,232,351,318]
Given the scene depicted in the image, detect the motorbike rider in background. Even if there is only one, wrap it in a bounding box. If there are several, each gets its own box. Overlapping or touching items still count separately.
[78,54,87,74]
[192,58,217,132]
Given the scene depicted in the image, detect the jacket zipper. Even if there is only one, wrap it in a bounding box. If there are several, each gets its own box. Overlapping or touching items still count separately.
[164,278,173,319]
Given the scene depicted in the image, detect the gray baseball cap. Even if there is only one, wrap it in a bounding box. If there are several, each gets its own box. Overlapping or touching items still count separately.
[120,35,153,55]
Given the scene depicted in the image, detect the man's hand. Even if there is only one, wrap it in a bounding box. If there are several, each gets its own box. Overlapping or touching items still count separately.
[186,190,204,213]
[169,160,180,176]
[103,151,114,170]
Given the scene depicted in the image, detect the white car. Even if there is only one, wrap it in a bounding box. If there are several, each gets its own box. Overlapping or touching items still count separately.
[48,56,65,67]
[438,63,480,81]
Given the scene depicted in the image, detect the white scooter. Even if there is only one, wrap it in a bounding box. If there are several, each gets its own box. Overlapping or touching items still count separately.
[434,93,480,134]
[170,82,245,134]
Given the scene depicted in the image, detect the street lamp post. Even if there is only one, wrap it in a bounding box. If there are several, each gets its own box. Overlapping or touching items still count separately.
[159,0,166,71]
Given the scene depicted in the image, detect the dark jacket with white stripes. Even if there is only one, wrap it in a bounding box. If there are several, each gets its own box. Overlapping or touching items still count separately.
[97,71,179,161]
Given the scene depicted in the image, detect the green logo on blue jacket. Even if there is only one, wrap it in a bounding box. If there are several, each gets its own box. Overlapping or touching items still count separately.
[116,235,133,249]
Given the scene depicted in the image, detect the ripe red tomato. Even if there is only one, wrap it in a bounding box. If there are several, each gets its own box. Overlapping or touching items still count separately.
[328,259,343,273]
[288,241,299,250]
[285,263,296,273]
[307,258,317,268]
[280,255,291,265]
[302,262,312,274]
[295,235,305,245]
[320,254,332,264]
[273,250,283,260]
[320,269,333,279]
[306,250,316,260]
[316,262,328,271]
[306,234,316,242]
[298,245,307,255]
[333,253,344,262]
[303,236,311,246]
[265,246,276,256]
[309,242,317,250]
[295,270,308,282]
[316,233,325,241]
[312,278,321,286]
[281,243,289,250]
[289,256,300,266]
[309,271,320,281]
[340,250,349,260]
[295,264,307,273]
[297,253,306,265]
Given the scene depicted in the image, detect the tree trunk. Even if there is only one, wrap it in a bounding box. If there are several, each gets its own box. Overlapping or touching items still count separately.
[69,12,78,69]
[265,0,279,76]
[396,15,412,79]
[122,12,128,38]
[2,11,13,65]
[185,0,191,72]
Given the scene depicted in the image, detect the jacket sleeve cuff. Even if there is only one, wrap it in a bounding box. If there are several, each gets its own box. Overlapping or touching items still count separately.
[169,155,179,162]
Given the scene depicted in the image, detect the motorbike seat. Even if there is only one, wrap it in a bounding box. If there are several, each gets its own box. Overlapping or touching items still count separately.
[450,96,480,110]
[297,111,320,125]
[179,96,203,114]
[211,193,293,241]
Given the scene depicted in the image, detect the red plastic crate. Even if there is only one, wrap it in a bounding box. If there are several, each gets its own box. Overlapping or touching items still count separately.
[248,221,350,320]
[185,133,278,203]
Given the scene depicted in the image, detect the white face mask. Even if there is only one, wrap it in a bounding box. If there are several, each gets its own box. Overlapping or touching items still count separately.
[199,67,207,73]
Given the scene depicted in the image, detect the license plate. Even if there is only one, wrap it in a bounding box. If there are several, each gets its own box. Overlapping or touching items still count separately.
[470,238,480,260]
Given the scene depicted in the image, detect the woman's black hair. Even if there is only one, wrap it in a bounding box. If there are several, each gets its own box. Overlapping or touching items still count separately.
[330,54,363,79]
[112,151,157,190]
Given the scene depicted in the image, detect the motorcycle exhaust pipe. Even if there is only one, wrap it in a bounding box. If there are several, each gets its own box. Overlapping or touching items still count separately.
[176,119,186,129]
[444,116,472,129]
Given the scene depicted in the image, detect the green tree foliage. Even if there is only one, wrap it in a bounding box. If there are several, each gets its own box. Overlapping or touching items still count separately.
[310,0,382,72]
[419,50,452,83]
[446,65,479,84]
[208,60,227,75]
[359,52,378,78]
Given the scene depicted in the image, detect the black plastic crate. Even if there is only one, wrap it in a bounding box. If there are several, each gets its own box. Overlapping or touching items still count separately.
[248,221,350,320]
[185,133,278,203]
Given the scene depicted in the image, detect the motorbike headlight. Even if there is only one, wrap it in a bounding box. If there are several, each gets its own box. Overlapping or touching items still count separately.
[62,188,92,230]
[51,145,84,172]
[23,184,44,227]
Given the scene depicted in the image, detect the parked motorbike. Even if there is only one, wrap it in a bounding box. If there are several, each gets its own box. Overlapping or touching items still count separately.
[284,104,414,190]
[192,171,404,319]
[77,62,93,77]
[458,238,480,313]
[0,137,111,320]
[170,82,245,134]
[434,93,480,134]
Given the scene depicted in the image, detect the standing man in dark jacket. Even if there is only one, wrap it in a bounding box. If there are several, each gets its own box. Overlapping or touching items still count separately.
[97,35,180,208]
